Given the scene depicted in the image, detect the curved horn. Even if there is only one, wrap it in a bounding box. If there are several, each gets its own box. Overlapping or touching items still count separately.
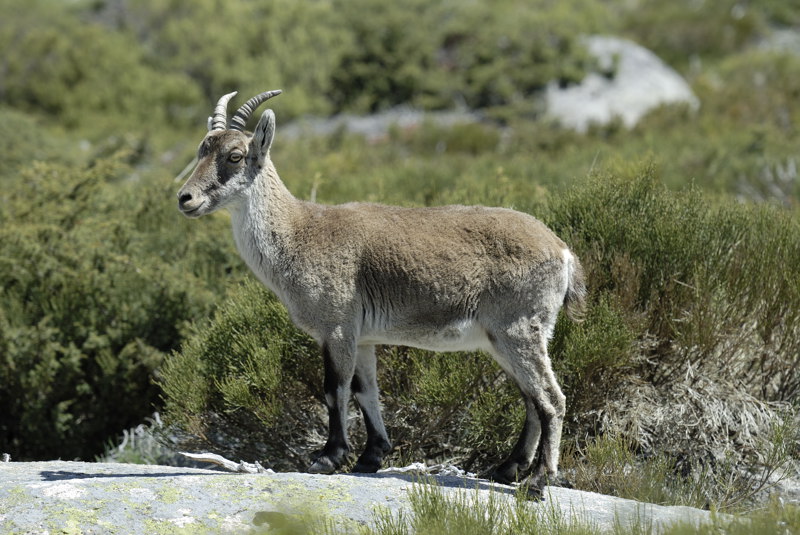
[229,89,282,131]
[209,91,238,131]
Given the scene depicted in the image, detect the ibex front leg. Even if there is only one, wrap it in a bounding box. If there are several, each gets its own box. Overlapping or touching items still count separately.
[308,338,356,474]
[351,344,392,472]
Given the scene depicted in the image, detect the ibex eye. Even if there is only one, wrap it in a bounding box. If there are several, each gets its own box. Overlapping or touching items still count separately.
[229,152,243,163]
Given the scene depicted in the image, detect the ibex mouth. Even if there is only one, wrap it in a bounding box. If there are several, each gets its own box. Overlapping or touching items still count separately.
[179,201,206,218]
[178,188,207,217]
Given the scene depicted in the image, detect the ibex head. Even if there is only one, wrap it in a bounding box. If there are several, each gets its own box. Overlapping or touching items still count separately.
[177,90,282,218]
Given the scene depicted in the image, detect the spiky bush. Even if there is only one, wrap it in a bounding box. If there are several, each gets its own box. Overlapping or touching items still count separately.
[0,149,245,460]
[2,0,799,509]
[158,279,322,470]
[549,165,799,507]
[159,164,798,508]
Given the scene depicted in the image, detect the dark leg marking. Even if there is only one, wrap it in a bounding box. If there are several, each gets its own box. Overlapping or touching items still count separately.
[351,345,392,473]
[308,342,353,474]
[490,397,541,485]
[486,319,565,496]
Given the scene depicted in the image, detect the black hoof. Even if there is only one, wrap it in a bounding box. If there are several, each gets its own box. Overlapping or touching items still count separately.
[308,456,339,474]
[351,460,381,473]
[489,461,526,486]
[351,450,385,473]
[489,470,516,486]
[352,441,391,473]
[551,472,572,489]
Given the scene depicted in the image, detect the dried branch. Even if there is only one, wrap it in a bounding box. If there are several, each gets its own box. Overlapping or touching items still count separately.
[179,452,273,474]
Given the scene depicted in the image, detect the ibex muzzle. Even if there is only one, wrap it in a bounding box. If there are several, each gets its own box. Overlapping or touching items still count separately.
[178,90,281,217]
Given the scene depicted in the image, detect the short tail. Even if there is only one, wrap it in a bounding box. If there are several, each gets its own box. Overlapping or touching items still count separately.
[563,250,587,322]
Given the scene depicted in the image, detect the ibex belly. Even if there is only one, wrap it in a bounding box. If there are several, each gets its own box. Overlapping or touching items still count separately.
[359,318,493,352]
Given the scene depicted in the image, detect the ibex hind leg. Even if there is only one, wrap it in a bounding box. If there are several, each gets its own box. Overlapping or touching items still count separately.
[308,340,356,474]
[487,319,566,497]
[489,394,542,482]
[351,344,392,473]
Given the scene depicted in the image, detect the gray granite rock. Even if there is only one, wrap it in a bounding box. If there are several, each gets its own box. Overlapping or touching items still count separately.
[0,460,718,533]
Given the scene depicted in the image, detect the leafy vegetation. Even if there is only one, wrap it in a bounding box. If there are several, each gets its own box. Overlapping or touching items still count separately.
[158,166,800,510]
[0,147,247,460]
[242,480,800,534]
[1,0,797,518]
[365,482,800,535]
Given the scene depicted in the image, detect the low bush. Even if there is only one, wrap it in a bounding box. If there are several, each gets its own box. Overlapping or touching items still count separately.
[2,0,798,511]
[329,0,606,117]
[551,164,800,403]
[620,0,766,69]
[0,1,201,137]
[0,155,244,460]
[159,163,798,509]
[549,165,799,507]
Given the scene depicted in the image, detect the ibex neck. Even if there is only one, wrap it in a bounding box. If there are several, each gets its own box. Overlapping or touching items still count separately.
[229,166,300,294]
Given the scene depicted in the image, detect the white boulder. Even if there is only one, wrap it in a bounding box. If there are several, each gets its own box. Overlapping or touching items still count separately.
[545,35,699,132]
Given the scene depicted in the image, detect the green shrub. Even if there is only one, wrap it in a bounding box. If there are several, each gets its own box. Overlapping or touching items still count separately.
[551,292,636,420]
[159,161,798,492]
[103,0,349,120]
[621,0,766,69]
[0,1,202,135]
[0,108,78,175]
[0,0,603,125]
[551,164,800,401]
[379,347,520,470]
[158,279,321,468]
[330,0,605,116]
[0,155,244,460]
[546,165,799,508]
[705,51,800,130]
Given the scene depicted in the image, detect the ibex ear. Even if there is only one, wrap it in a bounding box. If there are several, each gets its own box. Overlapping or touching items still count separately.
[251,109,276,163]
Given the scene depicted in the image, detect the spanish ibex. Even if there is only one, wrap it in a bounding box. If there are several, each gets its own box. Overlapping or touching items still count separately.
[177,90,586,495]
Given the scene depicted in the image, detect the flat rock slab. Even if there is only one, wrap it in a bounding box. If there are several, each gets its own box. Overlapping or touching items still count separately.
[0,461,714,533]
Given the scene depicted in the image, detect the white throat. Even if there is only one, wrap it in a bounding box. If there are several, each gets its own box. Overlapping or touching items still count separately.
[229,170,294,300]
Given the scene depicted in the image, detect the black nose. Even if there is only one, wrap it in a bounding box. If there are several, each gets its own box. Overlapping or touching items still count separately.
[178,192,193,207]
